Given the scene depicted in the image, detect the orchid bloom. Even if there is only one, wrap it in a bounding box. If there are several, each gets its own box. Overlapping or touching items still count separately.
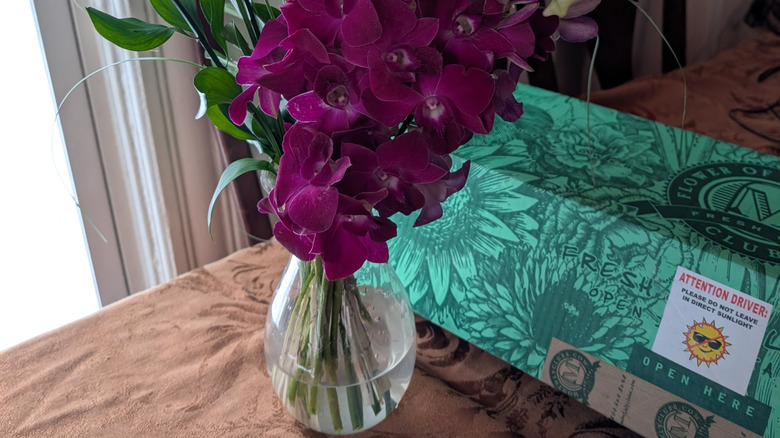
[228,17,289,123]
[312,195,397,280]
[224,0,601,280]
[258,123,350,257]
[339,131,449,216]
[286,64,366,133]
[544,0,600,42]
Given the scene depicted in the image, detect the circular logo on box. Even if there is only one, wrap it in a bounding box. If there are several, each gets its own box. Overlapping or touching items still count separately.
[654,401,712,438]
[548,349,599,406]
[628,163,780,264]
[669,163,780,263]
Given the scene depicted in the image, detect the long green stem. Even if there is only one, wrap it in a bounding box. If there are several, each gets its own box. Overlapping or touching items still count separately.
[248,103,283,162]
[280,256,392,432]
[243,0,263,44]
[170,0,226,69]
[235,0,259,46]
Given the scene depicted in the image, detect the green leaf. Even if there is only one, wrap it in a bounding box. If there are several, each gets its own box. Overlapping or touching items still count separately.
[193,67,242,106]
[208,158,274,235]
[158,0,205,37]
[223,22,252,55]
[207,105,254,140]
[86,7,175,51]
[150,0,191,31]
[200,0,226,50]
[253,2,281,21]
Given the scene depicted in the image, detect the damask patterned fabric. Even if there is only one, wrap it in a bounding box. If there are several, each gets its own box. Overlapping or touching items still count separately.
[0,240,637,437]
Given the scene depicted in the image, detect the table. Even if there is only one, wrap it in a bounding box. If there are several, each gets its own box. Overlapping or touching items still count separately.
[0,239,638,437]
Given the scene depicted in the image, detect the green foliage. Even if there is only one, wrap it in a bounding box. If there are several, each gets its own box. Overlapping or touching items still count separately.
[149,0,191,32]
[194,68,254,140]
[208,158,275,235]
[86,7,174,51]
[194,67,242,107]
[200,0,227,51]
[253,1,281,21]
[207,105,254,140]
[86,1,286,238]
[223,22,253,56]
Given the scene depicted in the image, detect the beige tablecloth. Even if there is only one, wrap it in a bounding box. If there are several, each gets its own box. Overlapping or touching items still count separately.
[0,240,636,437]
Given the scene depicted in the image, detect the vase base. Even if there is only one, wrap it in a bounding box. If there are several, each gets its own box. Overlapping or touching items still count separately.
[269,339,416,435]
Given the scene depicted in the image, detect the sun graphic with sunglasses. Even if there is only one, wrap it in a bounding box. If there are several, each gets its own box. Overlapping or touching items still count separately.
[683,319,730,367]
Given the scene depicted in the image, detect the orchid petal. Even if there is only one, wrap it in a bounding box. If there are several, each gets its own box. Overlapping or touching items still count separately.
[280,29,330,64]
[436,65,494,117]
[406,18,440,47]
[235,57,266,85]
[318,220,370,280]
[341,142,377,169]
[542,0,580,17]
[359,88,420,126]
[258,88,281,117]
[558,16,599,42]
[376,132,428,170]
[367,55,423,102]
[562,0,600,18]
[228,85,258,124]
[288,185,339,232]
[253,17,289,58]
[372,0,417,45]
[273,221,316,261]
[483,0,505,15]
[341,0,382,47]
[286,90,329,121]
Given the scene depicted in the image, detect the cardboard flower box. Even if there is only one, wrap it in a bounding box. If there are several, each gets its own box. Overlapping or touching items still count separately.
[390,84,779,438]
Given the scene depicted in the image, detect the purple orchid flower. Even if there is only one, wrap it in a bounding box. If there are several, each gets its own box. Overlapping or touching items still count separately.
[226,0,602,280]
[341,0,442,104]
[286,64,367,134]
[547,0,601,43]
[360,64,494,154]
[414,157,471,227]
[490,68,524,123]
[493,4,538,70]
[228,17,289,123]
[258,123,350,249]
[338,131,449,216]
[418,0,512,70]
[281,0,382,49]
[527,7,560,60]
[412,64,494,154]
[312,195,398,280]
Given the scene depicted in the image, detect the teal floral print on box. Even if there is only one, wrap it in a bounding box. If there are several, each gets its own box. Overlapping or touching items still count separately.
[389,83,780,438]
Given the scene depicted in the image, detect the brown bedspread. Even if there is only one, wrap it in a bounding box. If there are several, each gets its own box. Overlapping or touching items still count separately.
[590,32,780,156]
[0,240,636,437]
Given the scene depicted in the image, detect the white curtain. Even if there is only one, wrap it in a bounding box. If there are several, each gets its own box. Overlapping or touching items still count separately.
[632,0,761,78]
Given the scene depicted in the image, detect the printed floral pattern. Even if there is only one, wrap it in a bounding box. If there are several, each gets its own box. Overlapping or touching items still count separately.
[391,85,780,409]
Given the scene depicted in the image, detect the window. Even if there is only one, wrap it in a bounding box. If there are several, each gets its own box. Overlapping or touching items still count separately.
[0,1,99,350]
[28,1,244,308]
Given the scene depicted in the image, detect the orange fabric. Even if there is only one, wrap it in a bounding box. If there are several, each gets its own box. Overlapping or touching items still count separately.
[0,241,636,437]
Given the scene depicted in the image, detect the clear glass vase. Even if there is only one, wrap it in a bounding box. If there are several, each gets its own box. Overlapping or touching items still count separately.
[265,255,416,434]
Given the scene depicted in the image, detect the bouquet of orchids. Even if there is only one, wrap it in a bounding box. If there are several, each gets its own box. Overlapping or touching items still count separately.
[231,0,599,280]
[88,0,598,432]
[89,0,598,282]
